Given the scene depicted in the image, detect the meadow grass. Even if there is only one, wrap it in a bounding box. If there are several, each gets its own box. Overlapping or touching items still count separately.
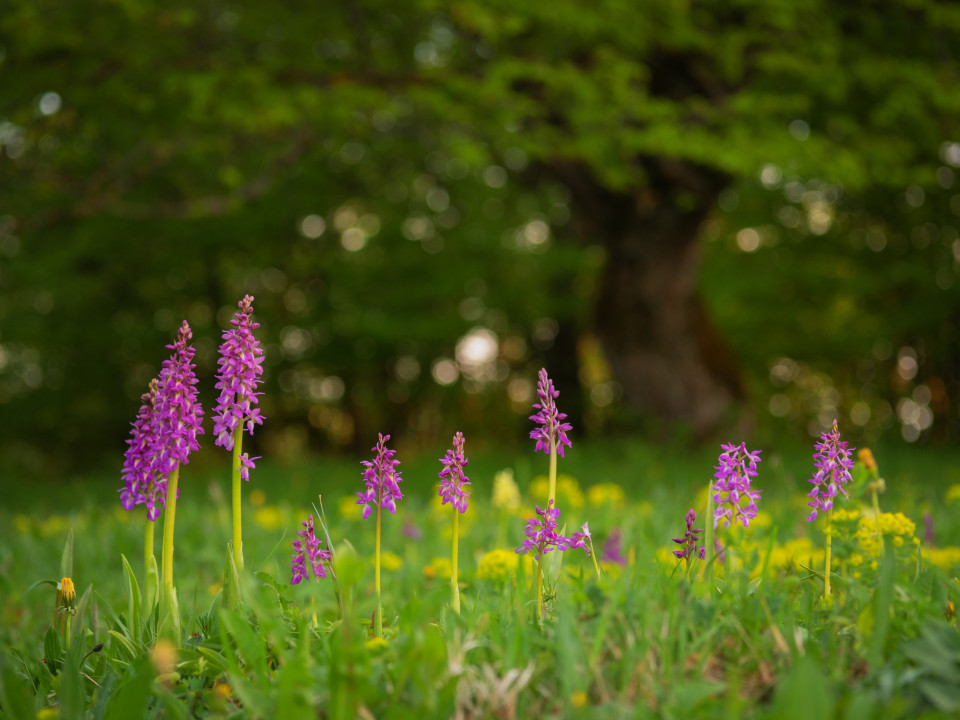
[1,437,959,718]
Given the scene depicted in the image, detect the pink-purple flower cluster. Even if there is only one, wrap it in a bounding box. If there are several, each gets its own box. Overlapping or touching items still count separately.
[438,431,471,513]
[291,514,331,584]
[120,321,203,517]
[213,295,265,480]
[712,442,762,529]
[120,379,165,521]
[356,433,404,520]
[530,368,573,458]
[672,508,705,564]
[151,321,205,477]
[515,502,590,557]
[806,419,855,522]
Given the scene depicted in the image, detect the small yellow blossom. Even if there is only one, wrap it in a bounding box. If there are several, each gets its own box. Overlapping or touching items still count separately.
[751,511,774,530]
[530,474,585,509]
[150,639,178,676]
[424,557,452,580]
[858,447,877,472]
[14,514,31,533]
[213,682,232,699]
[208,582,222,597]
[570,691,588,708]
[587,483,626,508]
[338,496,362,521]
[58,577,76,606]
[492,469,521,511]
[946,484,960,504]
[477,549,519,582]
[855,512,918,558]
[36,707,58,719]
[249,489,266,507]
[380,552,404,572]
[365,636,389,652]
[921,546,960,571]
[253,506,283,531]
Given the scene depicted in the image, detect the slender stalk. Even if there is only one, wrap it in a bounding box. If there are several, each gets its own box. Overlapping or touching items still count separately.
[871,487,882,538]
[144,520,154,577]
[824,510,833,598]
[161,465,180,594]
[547,439,558,508]
[535,552,543,621]
[451,509,460,614]
[588,538,602,579]
[375,504,382,637]
[231,425,244,571]
[703,481,715,586]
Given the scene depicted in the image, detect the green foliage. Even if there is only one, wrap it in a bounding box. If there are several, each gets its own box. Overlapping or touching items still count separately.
[2,0,959,472]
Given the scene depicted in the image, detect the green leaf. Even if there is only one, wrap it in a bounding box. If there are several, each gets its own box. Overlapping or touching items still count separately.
[120,555,142,641]
[223,544,241,611]
[867,541,896,668]
[0,652,37,719]
[159,584,182,645]
[103,655,155,720]
[143,553,159,619]
[58,646,85,720]
[918,679,960,713]
[43,625,63,676]
[60,529,74,581]
[768,654,833,720]
[107,630,140,662]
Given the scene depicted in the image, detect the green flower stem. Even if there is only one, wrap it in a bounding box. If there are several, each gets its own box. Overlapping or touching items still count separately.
[547,438,558,508]
[161,465,180,595]
[145,519,154,578]
[824,510,833,598]
[703,482,715,587]
[375,504,382,637]
[535,553,544,621]
[451,508,460,614]
[871,487,882,538]
[588,537,602,579]
[231,425,244,571]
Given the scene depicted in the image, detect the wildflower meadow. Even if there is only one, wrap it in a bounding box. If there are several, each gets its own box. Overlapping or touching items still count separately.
[2,300,960,719]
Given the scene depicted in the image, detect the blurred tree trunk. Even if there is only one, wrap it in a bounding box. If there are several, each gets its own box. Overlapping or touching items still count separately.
[555,158,745,437]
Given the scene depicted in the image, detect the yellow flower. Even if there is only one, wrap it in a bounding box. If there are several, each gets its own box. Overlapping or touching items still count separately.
[751,511,774,530]
[921,546,960,571]
[946,484,960,504]
[570,690,588,708]
[40,516,70,538]
[424,557,452,580]
[858,447,877,472]
[36,708,58,719]
[249,489,266,507]
[587,483,626,508]
[365,636,389,652]
[338,495,362,521]
[13,514,31,533]
[253,506,283,531]
[855,512,918,558]
[477,549,519,582]
[58,577,76,606]
[762,537,822,574]
[380,552,404,572]
[492,469,521,511]
[213,682,232,699]
[529,474,584,509]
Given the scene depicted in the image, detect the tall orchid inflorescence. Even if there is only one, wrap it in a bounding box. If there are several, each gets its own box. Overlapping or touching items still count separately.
[120,378,164,522]
[152,321,205,479]
[672,508,705,570]
[213,295,265,571]
[806,419,855,599]
[438,432,471,613]
[530,367,572,512]
[806,419,856,523]
[516,501,592,618]
[713,443,763,529]
[291,515,331,584]
[154,320,204,643]
[357,433,403,637]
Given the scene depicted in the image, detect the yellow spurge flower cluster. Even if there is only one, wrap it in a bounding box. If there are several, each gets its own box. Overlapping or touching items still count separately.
[945,484,960,504]
[492,469,521,511]
[530,474,584,509]
[587,483,626,508]
[477,548,522,582]
[253,505,284,531]
[855,511,919,558]
[423,557,452,580]
[338,495,363,521]
[920,546,960,571]
[380,552,404,572]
